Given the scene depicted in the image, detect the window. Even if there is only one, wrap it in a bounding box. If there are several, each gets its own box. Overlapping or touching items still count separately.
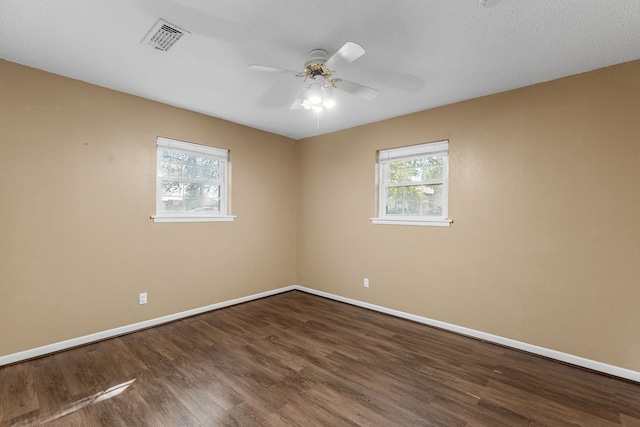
[153,137,234,223]
[372,140,451,227]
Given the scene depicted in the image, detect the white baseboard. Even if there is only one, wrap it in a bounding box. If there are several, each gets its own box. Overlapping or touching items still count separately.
[0,285,296,367]
[2,284,639,384]
[295,286,640,383]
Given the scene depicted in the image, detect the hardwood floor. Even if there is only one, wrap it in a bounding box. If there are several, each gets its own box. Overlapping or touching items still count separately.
[1,290,639,426]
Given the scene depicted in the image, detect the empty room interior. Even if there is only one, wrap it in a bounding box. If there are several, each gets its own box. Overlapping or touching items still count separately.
[2,1,640,425]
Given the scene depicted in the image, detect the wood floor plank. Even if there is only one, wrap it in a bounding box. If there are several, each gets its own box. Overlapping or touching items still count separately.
[162,369,227,425]
[1,290,640,426]
[620,413,640,427]
[28,356,73,422]
[0,363,38,423]
[479,379,620,427]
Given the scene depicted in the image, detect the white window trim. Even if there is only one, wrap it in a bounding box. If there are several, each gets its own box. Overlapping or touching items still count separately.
[371,140,452,227]
[152,214,236,223]
[152,137,235,223]
[370,218,452,227]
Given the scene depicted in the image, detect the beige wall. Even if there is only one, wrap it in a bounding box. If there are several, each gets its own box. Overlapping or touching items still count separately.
[3,57,640,373]
[0,60,298,356]
[297,60,640,372]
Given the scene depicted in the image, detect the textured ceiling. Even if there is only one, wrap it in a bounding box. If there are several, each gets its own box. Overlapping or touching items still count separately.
[1,0,639,140]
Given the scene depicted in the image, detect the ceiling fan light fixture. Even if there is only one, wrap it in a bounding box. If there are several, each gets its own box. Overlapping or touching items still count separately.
[307,84,323,104]
[321,85,336,108]
[322,98,336,109]
[301,99,315,110]
[301,82,332,111]
[301,98,324,111]
[308,95,323,105]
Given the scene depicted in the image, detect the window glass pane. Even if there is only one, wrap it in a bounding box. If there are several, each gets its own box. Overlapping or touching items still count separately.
[204,198,221,213]
[198,157,219,167]
[387,170,403,184]
[403,185,421,199]
[184,183,202,197]
[162,199,184,212]
[421,184,443,216]
[421,164,443,180]
[387,158,445,184]
[162,182,182,197]
[204,185,220,198]
[386,202,399,215]
[406,168,422,182]
[405,158,426,168]
[185,198,203,211]
[387,161,404,184]
[388,160,404,170]
[402,186,420,215]
[182,154,198,165]
[203,168,219,182]
[160,163,170,177]
[169,164,182,178]
[183,165,201,180]
[404,198,422,215]
[385,186,403,215]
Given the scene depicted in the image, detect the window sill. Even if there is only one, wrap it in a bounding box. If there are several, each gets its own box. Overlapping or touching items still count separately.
[370,217,452,227]
[151,215,236,223]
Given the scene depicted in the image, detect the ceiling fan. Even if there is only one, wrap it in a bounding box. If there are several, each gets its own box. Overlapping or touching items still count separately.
[249,42,379,112]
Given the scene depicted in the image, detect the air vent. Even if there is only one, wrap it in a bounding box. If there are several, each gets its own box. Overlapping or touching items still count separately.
[142,19,189,51]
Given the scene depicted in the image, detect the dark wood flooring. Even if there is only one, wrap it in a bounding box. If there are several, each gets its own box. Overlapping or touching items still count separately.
[1,290,640,426]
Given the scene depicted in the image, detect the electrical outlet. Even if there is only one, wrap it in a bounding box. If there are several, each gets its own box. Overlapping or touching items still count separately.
[363,278,369,288]
[139,292,147,305]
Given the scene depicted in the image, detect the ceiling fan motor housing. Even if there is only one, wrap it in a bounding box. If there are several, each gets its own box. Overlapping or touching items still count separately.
[304,49,329,69]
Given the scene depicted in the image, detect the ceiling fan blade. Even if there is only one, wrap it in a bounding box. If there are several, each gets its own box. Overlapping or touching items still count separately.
[290,97,303,110]
[255,79,302,109]
[335,79,379,101]
[324,42,365,71]
[248,64,298,76]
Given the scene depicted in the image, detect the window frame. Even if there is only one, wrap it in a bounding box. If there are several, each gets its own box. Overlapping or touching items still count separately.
[372,140,452,227]
[153,136,235,223]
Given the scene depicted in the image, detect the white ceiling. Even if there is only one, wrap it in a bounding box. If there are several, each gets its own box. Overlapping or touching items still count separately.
[1,0,639,140]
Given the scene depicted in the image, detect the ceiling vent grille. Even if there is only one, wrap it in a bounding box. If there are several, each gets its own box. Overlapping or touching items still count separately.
[143,19,189,51]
